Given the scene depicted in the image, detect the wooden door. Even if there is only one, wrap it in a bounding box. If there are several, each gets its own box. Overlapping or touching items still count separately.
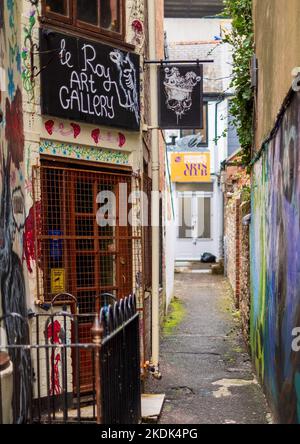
[39,164,133,393]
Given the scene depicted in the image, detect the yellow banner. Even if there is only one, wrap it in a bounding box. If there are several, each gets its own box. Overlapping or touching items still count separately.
[171,152,211,182]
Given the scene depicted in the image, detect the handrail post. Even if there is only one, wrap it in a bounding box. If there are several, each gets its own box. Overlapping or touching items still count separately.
[91,315,104,425]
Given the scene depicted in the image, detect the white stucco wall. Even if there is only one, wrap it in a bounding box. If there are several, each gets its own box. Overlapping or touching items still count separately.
[164,190,176,309]
[165,18,224,43]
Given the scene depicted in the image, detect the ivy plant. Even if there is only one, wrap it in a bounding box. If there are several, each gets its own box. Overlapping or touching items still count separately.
[222,0,255,166]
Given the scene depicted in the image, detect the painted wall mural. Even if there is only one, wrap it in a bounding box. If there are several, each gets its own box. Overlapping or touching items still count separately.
[0,0,31,423]
[251,92,300,424]
[129,0,144,48]
[47,320,63,396]
[44,119,127,149]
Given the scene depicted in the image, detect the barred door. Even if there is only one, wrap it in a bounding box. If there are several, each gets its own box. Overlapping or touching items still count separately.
[35,161,137,393]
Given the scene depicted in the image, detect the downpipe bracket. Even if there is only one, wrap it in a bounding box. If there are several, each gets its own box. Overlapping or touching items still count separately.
[145,361,162,380]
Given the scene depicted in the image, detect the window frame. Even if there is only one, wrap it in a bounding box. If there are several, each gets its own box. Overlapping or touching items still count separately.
[42,0,73,25]
[42,0,127,46]
[177,191,213,241]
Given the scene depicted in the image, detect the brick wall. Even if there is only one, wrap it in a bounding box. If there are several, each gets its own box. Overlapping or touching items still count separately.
[225,195,250,342]
[225,201,238,300]
[239,201,251,343]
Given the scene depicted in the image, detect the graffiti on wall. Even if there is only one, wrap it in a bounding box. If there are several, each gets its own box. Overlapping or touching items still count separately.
[47,320,63,396]
[251,92,300,424]
[0,0,31,423]
[39,140,130,165]
[44,119,127,148]
[129,0,144,48]
[23,201,41,273]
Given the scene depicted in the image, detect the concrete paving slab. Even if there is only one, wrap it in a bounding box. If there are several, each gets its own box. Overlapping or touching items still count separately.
[145,274,271,424]
[142,394,165,422]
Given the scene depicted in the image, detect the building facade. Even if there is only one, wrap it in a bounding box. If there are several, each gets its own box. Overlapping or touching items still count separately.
[0,0,165,422]
[164,17,238,276]
[221,149,251,342]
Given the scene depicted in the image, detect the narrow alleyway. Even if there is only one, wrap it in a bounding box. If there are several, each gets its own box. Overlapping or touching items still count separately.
[147,273,270,424]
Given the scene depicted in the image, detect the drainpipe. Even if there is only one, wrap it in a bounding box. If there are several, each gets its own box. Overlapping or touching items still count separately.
[148,0,161,379]
[215,99,224,260]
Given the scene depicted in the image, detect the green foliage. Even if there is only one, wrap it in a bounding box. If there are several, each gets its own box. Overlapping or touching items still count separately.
[222,0,254,165]
[163,297,186,336]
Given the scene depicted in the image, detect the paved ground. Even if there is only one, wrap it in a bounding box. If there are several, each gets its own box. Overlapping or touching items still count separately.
[146,273,270,425]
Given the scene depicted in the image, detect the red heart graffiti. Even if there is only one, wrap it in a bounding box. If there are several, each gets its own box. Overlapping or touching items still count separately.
[91,128,100,144]
[118,133,126,148]
[71,123,81,139]
[45,120,55,135]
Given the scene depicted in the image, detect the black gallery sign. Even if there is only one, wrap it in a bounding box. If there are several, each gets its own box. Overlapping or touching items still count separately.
[40,29,141,131]
[158,64,204,130]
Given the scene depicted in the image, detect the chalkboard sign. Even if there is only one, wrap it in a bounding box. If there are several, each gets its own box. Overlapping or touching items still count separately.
[158,64,203,130]
[40,29,141,131]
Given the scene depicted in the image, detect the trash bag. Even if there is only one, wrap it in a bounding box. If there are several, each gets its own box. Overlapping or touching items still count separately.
[201,252,216,263]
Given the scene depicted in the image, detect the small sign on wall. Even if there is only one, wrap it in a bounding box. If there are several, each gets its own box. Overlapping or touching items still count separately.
[171,152,211,183]
[158,64,203,129]
[51,269,66,294]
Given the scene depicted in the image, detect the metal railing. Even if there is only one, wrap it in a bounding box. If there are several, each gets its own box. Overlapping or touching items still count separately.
[0,295,141,425]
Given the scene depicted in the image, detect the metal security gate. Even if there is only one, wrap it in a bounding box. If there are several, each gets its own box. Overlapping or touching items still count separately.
[0,296,141,424]
[32,161,143,393]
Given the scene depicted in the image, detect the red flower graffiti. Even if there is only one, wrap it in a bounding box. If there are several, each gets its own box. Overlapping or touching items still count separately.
[118,133,126,148]
[70,123,81,139]
[45,120,55,135]
[5,87,24,169]
[47,320,62,396]
[91,128,100,144]
[23,201,41,273]
[132,19,144,45]
[132,19,143,34]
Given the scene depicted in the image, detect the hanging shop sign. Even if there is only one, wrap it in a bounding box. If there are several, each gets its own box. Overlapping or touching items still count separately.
[171,152,210,183]
[158,64,203,129]
[40,29,141,131]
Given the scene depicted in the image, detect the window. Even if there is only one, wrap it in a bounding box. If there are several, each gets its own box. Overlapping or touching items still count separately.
[180,103,208,146]
[46,0,68,16]
[178,196,193,239]
[178,191,212,240]
[197,197,211,239]
[43,0,124,41]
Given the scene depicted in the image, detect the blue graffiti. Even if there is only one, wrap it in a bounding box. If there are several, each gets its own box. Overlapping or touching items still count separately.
[16,48,21,73]
[8,68,15,99]
[7,0,14,29]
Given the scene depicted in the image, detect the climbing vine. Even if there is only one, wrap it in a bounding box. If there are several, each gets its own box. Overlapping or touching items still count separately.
[222,0,254,166]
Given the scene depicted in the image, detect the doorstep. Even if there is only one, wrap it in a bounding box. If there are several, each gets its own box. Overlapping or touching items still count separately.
[141,394,165,423]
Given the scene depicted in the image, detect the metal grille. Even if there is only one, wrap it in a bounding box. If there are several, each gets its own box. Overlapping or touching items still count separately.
[142,174,152,290]
[32,162,143,392]
[100,297,141,424]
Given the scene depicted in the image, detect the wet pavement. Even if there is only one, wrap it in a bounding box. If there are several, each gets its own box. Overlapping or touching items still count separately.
[146,273,270,425]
